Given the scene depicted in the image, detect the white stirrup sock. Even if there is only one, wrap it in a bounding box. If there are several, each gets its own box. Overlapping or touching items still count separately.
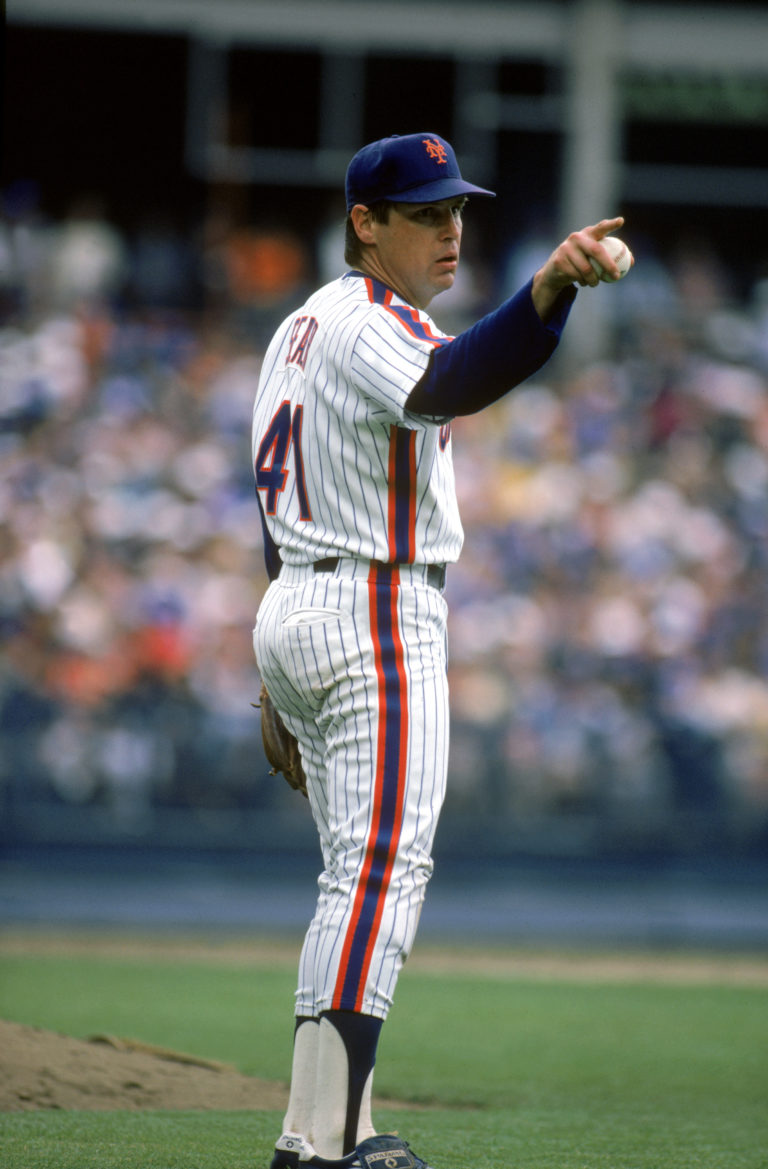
[312,1016,350,1157]
[282,1017,320,1141]
[356,1066,376,1143]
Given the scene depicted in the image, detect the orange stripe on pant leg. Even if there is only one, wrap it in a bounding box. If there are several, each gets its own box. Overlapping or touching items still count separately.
[332,565,408,1012]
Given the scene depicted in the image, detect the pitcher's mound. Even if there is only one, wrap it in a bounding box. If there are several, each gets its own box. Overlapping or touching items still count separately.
[0,1019,289,1112]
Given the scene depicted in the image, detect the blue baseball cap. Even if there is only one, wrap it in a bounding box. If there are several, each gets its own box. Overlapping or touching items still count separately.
[345,132,496,211]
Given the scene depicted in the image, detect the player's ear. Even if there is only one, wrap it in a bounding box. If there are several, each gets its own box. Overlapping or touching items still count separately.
[350,205,376,246]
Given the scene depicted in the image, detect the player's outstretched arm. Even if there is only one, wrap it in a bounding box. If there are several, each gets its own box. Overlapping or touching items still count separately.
[406,215,634,419]
[405,276,576,419]
[531,216,627,320]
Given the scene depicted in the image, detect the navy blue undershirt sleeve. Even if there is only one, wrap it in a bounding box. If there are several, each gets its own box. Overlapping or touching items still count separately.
[405,278,577,418]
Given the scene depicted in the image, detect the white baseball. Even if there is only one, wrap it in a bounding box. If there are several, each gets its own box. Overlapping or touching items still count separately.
[589,236,633,282]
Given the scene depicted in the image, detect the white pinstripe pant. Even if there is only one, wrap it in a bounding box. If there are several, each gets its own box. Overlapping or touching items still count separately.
[253,560,450,1021]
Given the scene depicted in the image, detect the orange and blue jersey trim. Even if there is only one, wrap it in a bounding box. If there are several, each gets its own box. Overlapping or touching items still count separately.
[362,275,452,347]
[387,426,417,564]
[332,562,409,1012]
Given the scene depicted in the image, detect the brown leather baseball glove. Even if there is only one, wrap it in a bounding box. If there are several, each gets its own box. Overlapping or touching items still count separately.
[256,681,308,798]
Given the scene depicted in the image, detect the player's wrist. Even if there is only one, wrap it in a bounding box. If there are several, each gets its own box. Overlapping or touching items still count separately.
[531,267,572,322]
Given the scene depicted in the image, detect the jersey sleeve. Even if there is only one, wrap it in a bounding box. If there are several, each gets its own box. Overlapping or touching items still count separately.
[348,298,450,420]
[406,278,576,418]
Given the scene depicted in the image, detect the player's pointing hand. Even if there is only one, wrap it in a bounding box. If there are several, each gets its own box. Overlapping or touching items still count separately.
[532,216,628,318]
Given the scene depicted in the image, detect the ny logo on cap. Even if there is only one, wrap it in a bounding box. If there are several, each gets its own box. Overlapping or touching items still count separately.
[423,137,448,164]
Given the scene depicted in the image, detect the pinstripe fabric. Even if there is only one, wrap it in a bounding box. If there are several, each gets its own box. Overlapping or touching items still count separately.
[254,564,449,1020]
[252,272,463,569]
[252,270,456,1024]
[331,564,408,1011]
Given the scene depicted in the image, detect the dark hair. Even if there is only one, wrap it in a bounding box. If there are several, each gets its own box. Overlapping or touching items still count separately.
[344,200,394,267]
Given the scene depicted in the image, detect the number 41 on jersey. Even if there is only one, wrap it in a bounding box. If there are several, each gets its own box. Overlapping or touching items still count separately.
[254,400,312,520]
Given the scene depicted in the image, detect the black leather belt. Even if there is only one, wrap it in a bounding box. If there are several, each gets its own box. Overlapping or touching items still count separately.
[313,558,446,591]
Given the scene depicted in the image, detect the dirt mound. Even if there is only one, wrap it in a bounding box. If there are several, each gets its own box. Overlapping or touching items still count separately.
[0,1019,289,1112]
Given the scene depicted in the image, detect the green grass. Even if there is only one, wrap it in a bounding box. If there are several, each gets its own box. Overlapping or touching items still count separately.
[1,942,767,1169]
[0,951,294,1078]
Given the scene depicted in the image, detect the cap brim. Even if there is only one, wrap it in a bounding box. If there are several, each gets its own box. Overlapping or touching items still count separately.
[378,178,496,205]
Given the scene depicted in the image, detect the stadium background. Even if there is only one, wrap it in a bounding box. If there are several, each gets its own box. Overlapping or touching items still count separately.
[2,0,768,946]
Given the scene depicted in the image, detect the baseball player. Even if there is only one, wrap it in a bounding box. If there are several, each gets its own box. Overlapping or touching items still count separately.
[252,131,627,1169]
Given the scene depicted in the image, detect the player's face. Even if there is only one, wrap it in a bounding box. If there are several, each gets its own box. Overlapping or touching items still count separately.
[365,197,465,309]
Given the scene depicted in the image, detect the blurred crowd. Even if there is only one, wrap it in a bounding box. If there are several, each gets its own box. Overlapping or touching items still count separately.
[2,190,768,855]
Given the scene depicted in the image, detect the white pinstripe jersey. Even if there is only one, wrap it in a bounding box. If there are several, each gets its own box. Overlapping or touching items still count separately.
[251,271,462,567]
